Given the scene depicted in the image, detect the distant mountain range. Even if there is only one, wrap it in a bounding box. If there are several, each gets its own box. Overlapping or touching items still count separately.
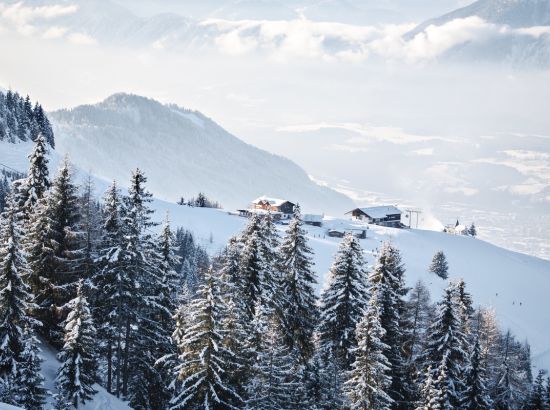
[50,93,353,213]
[405,0,550,66]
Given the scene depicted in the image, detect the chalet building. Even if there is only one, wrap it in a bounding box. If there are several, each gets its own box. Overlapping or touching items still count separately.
[346,205,403,228]
[252,196,295,216]
[237,196,296,220]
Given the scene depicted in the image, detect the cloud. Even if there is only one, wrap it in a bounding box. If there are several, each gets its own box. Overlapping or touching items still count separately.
[277,122,451,147]
[42,25,67,39]
[0,2,77,26]
[67,32,96,45]
[198,15,550,64]
[226,93,266,108]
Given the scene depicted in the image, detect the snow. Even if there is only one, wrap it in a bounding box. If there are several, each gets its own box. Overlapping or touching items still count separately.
[0,403,23,410]
[150,202,550,373]
[37,339,132,410]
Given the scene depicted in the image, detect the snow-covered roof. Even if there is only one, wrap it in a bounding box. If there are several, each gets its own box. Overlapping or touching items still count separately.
[350,205,402,219]
[304,214,323,222]
[252,195,293,206]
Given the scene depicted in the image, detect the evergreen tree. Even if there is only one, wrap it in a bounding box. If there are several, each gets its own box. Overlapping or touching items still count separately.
[78,175,101,282]
[428,251,448,280]
[468,223,477,237]
[92,181,123,394]
[462,336,493,409]
[27,157,84,346]
[278,204,318,364]
[56,281,98,407]
[0,194,45,408]
[246,302,299,410]
[416,365,440,410]
[368,242,412,407]
[422,285,468,408]
[169,267,243,409]
[237,213,281,320]
[345,292,393,410]
[22,134,50,217]
[403,281,432,370]
[317,233,369,407]
[525,370,546,410]
[16,326,47,409]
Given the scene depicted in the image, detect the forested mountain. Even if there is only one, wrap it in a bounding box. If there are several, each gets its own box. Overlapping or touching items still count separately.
[50,93,353,214]
[0,91,54,147]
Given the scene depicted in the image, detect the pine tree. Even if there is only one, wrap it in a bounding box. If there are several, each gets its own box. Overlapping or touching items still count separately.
[278,204,318,364]
[27,157,84,346]
[246,302,299,410]
[317,233,369,407]
[16,326,47,409]
[368,242,412,407]
[462,336,493,409]
[416,366,440,410]
[403,281,432,371]
[422,284,468,408]
[169,267,243,409]
[468,223,477,237]
[345,292,393,410]
[56,281,98,407]
[22,134,50,217]
[237,213,278,320]
[524,370,546,410]
[0,194,44,408]
[0,194,32,382]
[428,251,448,279]
[78,175,101,282]
[92,180,123,394]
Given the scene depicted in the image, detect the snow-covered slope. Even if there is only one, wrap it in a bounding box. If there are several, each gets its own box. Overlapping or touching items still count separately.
[151,203,550,372]
[49,93,353,214]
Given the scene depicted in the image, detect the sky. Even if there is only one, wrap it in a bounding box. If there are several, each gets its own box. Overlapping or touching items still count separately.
[1,0,549,259]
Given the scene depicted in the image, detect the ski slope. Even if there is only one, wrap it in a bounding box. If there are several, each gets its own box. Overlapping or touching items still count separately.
[154,202,550,373]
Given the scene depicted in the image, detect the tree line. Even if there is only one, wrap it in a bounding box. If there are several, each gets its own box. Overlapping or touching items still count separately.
[0,91,54,147]
[0,136,548,409]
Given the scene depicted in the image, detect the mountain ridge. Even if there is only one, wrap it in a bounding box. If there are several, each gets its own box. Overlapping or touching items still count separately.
[50,93,354,214]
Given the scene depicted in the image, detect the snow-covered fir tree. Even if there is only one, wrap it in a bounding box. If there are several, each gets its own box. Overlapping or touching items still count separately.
[237,213,281,320]
[170,267,243,409]
[78,175,101,282]
[345,291,393,410]
[416,364,442,410]
[403,280,432,379]
[317,233,369,407]
[27,157,84,346]
[0,194,45,408]
[368,242,412,407]
[277,204,318,364]
[56,280,98,407]
[462,335,493,409]
[246,301,299,410]
[9,134,50,230]
[524,371,547,410]
[422,284,469,408]
[428,251,448,280]
[16,325,47,409]
[468,223,477,237]
[92,180,123,394]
